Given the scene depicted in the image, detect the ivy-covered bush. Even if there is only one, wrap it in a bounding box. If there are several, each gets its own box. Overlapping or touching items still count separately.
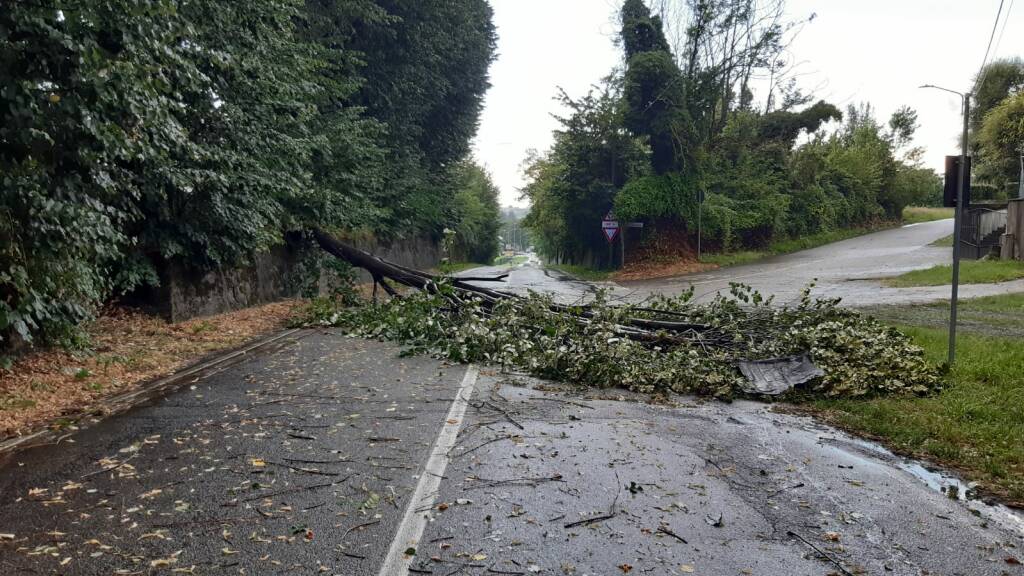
[1,0,498,347]
[1,0,191,344]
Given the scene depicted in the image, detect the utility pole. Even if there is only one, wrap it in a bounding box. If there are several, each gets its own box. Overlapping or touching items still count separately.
[921,84,970,365]
[1018,151,1023,199]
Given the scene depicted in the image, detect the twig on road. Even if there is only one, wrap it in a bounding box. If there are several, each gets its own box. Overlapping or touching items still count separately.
[528,397,595,410]
[450,434,516,459]
[238,473,356,503]
[657,525,688,544]
[340,519,381,543]
[265,460,340,476]
[787,530,854,576]
[466,474,563,490]
[564,470,621,529]
[479,401,524,430]
[564,512,615,528]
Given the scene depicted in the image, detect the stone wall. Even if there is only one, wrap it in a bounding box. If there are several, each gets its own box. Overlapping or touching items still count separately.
[156,236,440,322]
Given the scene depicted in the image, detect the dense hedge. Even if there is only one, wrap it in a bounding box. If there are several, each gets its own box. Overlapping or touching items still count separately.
[1,0,497,346]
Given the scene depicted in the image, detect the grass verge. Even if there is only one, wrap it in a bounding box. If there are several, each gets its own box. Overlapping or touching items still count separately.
[903,206,955,224]
[883,259,1024,287]
[548,263,613,281]
[493,255,528,267]
[801,293,1024,503]
[440,261,492,274]
[860,292,1024,338]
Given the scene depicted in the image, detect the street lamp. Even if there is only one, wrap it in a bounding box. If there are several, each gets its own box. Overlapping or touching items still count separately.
[919,84,970,365]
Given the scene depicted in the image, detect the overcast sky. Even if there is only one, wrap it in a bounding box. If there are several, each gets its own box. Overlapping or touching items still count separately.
[472,0,1022,207]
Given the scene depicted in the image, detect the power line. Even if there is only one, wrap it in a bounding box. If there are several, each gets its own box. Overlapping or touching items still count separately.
[992,0,1016,64]
[974,0,1007,93]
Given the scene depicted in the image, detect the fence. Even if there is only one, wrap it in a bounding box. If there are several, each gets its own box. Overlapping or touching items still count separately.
[959,207,1007,260]
[1002,199,1024,261]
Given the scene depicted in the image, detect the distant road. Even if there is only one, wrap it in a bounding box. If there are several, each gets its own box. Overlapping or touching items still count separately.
[623,219,1024,306]
[464,220,1024,306]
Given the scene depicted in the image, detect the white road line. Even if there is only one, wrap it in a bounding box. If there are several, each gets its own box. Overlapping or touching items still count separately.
[377,365,479,576]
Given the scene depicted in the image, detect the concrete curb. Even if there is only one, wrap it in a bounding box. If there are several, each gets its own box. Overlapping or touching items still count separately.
[0,327,311,457]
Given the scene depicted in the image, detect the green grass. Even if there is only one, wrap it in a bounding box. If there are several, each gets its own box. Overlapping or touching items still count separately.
[493,255,528,267]
[439,261,491,274]
[903,206,955,224]
[701,225,892,268]
[548,263,613,281]
[806,292,1024,502]
[861,292,1024,338]
[700,250,765,267]
[930,234,955,247]
[883,259,1024,287]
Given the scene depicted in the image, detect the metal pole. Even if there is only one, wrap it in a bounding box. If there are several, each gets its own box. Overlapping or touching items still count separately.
[949,94,969,365]
[697,194,702,261]
[620,226,626,268]
[1018,152,1023,199]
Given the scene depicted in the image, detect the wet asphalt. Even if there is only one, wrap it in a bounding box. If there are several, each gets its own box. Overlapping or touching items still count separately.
[2,332,1022,575]
[419,374,1024,576]
[622,219,1024,306]
[2,229,1024,575]
[0,334,468,574]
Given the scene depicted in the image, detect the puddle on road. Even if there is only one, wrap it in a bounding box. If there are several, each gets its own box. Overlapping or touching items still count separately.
[828,434,1024,535]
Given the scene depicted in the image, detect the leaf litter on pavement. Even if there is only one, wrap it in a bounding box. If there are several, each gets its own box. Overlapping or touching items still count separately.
[0,337,464,574]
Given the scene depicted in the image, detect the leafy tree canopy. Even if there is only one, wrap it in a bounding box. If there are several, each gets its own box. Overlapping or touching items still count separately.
[1,0,497,346]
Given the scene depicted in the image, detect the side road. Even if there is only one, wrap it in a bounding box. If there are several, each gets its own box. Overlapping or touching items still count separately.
[1,332,1021,575]
[626,219,1024,305]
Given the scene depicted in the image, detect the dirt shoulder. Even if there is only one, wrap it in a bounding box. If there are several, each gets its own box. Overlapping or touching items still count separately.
[0,300,301,441]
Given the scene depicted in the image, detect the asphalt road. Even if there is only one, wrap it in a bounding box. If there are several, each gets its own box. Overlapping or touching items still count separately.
[623,219,1024,306]
[2,330,1022,575]
[3,229,1024,574]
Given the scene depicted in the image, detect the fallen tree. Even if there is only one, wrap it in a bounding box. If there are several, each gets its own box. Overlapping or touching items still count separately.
[304,230,941,400]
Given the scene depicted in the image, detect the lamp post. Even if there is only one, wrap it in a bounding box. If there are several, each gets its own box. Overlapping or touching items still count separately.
[920,84,970,365]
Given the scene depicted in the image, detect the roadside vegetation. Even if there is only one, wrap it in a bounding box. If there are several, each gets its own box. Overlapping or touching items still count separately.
[493,255,529,267]
[521,0,942,274]
[902,206,955,224]
[442,255,527,274]
[439,262,490,274]
[1,1,499,350]
[548,264,614,281]
[809,293,1024,502]
[884,260,1024,287]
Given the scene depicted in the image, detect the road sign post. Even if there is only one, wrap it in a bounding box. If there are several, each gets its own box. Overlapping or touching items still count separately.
[948,95,970,365]
[602,211,620,270]
[697,189,705,262]
[923,83,970,365]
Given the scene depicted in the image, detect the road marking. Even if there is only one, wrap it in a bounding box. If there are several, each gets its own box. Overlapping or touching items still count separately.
[377,365,479,576]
